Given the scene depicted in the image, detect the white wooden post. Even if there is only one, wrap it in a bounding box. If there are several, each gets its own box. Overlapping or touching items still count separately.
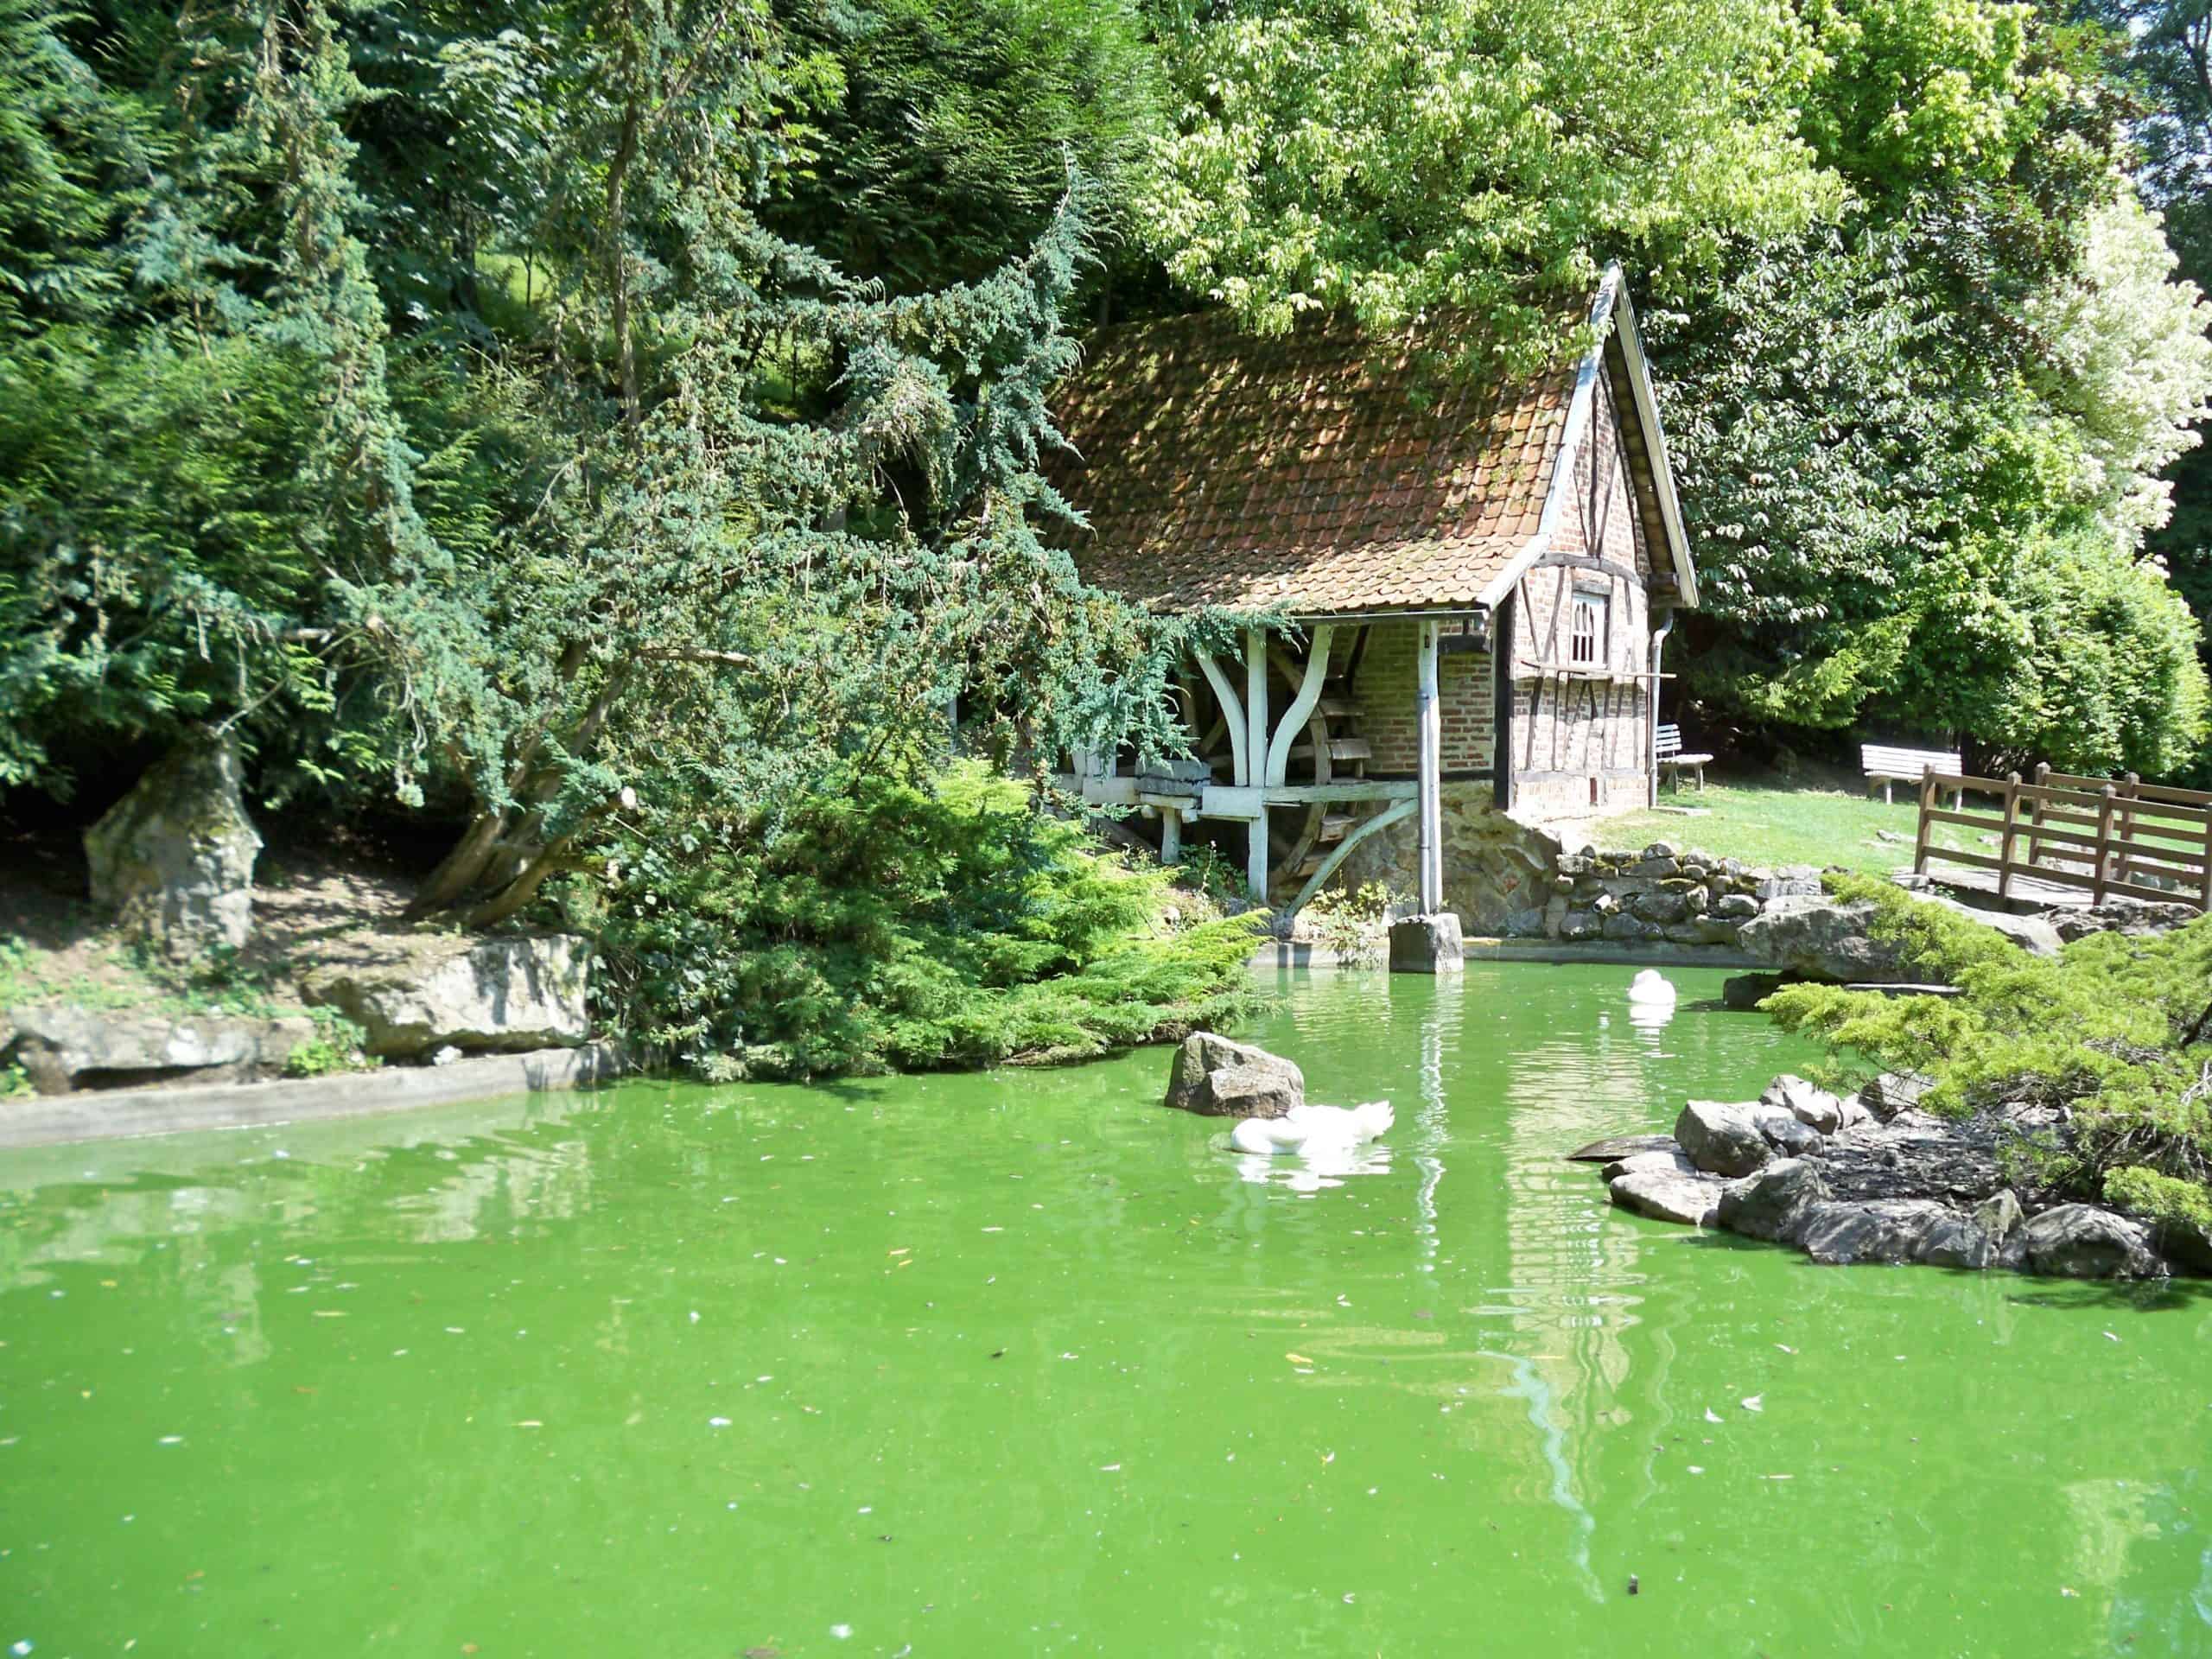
[1160,808,1182,867]
[1192,649,1247,785]
[1416,619,1443,914]
[1245,628,1271,900]
[1264,624,1335,786]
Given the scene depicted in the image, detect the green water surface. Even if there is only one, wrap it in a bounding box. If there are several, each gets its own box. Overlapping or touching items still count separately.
[3,965,2210,1656]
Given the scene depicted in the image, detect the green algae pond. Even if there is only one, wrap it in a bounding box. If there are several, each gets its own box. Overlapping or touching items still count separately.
[4,964,2211,1656]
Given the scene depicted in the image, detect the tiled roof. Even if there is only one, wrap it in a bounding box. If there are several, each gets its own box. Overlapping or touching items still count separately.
[1050,309,1581,616]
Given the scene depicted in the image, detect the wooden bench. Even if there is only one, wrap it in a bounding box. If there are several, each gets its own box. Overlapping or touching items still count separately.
[1862,743,1961,806]
[1656,723,1713,791]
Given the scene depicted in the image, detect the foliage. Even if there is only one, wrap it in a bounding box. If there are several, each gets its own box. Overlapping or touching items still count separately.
[1135,0,1836,365]
[1764,875,2212,1227]
[1300,880,1393,965]
[762,0,1166,293]
[581,761,1263,1077]
[283,1008,378,1077]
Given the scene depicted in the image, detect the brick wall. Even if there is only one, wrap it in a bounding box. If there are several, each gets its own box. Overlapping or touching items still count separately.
[1350,620,1494,775]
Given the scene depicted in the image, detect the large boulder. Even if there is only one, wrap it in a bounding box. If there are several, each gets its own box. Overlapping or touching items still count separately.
[2018,1205,2165,1279]
[1735,897,1907,984]
[1919,894,2062,958]
[1796,1198,1961,1265]
[3,1007,315,1093]
[1565,1132,1679,1164]
[84,728,262,960]
[303,933,591,1058]
[1763,1074,1846,1134]
[1164,1032,1304,1117]
[1609,1166,1726,1227]
[1675,1100,1771,1178]
[1718,1158,1829,1241]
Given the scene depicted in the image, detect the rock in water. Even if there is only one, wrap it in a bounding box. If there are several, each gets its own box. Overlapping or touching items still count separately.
[84,728,262,960]
[1163,1032,1304,1118]
[1609,1166,1726,1227]
[2018,1205,2165,1279]
[1718,1159,1829,1241]
[303,933,591,1058]
[1763,1074,1846,1134]
[1564,1133,1680,1164]
[1796,1198,1960,1265]
[1675,1100,1772,1177]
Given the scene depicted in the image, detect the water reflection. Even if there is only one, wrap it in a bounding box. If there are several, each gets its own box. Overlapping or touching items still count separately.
[1231,1140,1395,1193]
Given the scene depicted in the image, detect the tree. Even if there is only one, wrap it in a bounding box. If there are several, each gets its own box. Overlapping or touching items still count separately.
[1135,0,1837,364]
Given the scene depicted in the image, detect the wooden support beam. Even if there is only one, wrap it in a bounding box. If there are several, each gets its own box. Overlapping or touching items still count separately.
[1160,808,1181,867]
[1265,624,1335,786]
[1286,800,1419,919]
[1416,620,1443,913]
[1193,649,1248,787]
[1246,628,1271,900]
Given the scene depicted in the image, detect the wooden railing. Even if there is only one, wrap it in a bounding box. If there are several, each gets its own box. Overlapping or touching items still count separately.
[1912,765,2212,909]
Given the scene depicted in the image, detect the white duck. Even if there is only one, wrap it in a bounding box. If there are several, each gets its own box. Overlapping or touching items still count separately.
[1626,969,1677,1007]
[1230,1100,1395,1156]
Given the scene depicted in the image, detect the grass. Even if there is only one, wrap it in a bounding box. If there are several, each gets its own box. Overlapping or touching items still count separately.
[1581,772,1987,874]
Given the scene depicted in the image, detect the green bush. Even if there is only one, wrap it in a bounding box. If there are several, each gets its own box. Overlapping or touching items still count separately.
[1764,874,2212,1226]
[584,762,1263,1078]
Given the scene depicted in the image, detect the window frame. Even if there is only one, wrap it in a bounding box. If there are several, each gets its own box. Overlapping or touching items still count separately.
[1568,586,1610,669]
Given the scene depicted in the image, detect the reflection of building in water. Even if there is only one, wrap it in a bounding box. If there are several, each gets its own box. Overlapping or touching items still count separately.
[1430,978,1704,1592]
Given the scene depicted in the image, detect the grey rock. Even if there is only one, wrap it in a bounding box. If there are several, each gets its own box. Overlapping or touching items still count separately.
[1565,1132,1680,1164]
[1503,906,1548,939]
[3,1007,312,1092]
[1754,868,1824,901]
[1634,856,1682,879]
[2044,899,2199,944]
[1609,1166,1725,1227]
[1918,1211,1999,1269]
[1737,897,1909,983]
[1162,1031,1304,1117]
[1752,1103,1824,1157]
[1718,1158,1829,1241]
[1722,972,1785,1011]
[1555,855,1593,877]
[1601,913,1659,942]
[2152,1217,2212,1276]
[1763,1073,1846,1134]
[84,728,262,960]
[302,933,592,1059]
[1662,918,1744,946]
[1603,1147,1700,1181]
[1675,1100,1772,1178]
[1919,894,2063,958]
[1974,1188,2024,1246]
[1388,913,1465,974]
[1713,893,1760,920]
[2018,1205,2165,1279]
[1560,909,1603,942]
[1860,1071,1933,1122]
[1642,842,1679,860]
[1630,890,1689,925]
[1797,1198,1960,1265]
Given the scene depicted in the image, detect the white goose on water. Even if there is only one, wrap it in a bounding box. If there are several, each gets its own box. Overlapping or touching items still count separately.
[1229,1099,1395,1156]
[1626,969,1677,1007]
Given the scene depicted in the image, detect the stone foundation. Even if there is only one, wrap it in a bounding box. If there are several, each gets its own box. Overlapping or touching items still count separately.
[1332,784,1561,933]
[1521,842,1820,947]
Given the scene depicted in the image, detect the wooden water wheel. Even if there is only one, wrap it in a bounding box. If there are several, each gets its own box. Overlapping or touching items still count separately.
[1183,632,1373,900]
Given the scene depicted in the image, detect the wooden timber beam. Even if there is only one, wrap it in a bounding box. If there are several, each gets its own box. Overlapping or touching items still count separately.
[1264,624,1336,787]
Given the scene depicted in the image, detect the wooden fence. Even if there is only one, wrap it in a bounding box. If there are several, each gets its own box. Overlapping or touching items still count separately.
[1912,763,2212,909]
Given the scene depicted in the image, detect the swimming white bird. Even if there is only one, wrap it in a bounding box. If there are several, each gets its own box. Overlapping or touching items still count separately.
[1229,1100,1394,1156]
[1627,969,1677,1007]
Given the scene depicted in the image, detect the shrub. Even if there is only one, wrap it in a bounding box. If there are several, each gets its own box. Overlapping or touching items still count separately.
[1764,874,2212,1225]
[585,761,1264,1078]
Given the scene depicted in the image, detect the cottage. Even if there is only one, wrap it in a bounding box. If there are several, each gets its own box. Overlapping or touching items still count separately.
[1052,264,1699,931]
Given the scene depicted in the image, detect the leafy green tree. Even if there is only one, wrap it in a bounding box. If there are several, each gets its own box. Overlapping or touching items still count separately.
[761,0,1165,293]
[1135,0,1837,361]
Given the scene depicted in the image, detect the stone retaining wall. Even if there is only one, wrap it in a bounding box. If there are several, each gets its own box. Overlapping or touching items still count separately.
[1505,841,1821,946]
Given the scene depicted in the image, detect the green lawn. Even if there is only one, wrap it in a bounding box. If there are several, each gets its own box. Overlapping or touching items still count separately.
[1580,776,1983,874]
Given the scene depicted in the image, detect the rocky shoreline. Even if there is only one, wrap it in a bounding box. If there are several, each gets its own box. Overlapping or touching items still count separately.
[1573,1072,2212,1280]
